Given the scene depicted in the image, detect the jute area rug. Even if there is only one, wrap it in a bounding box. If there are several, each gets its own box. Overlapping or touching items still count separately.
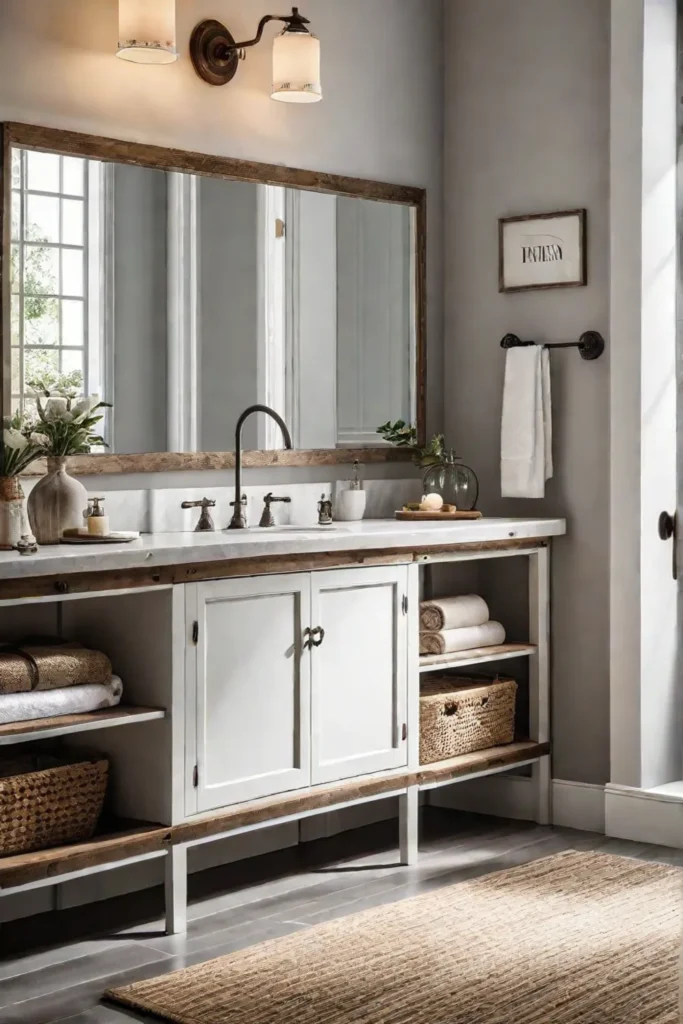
[106,850,681,1024]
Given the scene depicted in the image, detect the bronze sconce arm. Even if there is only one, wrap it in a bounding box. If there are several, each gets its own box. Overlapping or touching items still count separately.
[191,7,313,88]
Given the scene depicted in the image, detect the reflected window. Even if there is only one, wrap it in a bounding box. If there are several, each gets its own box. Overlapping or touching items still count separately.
[10,150,108,428]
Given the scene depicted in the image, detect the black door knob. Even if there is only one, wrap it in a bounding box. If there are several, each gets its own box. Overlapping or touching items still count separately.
[658,511,675,541]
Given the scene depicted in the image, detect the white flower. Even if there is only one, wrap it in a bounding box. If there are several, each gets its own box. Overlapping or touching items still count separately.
[3,428,28,451]
[30,432,49,446]
[70,395,100,421]
[44,397,68,421]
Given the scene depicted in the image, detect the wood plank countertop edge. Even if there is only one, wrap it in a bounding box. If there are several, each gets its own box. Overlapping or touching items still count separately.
[0,538,549,601]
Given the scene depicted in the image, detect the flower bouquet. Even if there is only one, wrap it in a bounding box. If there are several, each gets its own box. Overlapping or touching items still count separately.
[0,413,45,549]
[22,373,111,544]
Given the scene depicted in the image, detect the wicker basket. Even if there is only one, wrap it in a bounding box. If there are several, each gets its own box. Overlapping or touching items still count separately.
[419,675,517,765]
[0,751,108,857]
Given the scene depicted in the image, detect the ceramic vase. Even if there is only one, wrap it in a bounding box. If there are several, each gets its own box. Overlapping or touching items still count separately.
[27,457,87,544]
[0,476,27,550]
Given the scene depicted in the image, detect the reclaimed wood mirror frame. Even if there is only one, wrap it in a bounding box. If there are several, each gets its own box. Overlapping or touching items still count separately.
[0,122,426,476]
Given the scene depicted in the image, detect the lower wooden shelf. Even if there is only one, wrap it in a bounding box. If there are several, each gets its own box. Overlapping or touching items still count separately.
[0,818,171,889]
[0,740,550,890]
[415,740,549,789]
[175,741,550,844]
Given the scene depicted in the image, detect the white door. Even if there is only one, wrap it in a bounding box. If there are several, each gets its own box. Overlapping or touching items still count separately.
[310,565,409,785]
[187,575,311,813]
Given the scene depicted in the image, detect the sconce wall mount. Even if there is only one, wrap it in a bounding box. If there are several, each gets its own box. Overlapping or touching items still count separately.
[190,20,242,87]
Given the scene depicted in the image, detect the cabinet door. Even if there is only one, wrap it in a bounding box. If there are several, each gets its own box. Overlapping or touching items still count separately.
[310,565,408,785]
[189,575,311,812]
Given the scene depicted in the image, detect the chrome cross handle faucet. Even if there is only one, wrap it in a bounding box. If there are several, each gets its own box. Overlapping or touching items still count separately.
[228,405,293,529]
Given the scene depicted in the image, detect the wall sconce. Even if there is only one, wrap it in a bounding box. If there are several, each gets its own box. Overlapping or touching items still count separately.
[190,7,322,103]
[117,0,178,64]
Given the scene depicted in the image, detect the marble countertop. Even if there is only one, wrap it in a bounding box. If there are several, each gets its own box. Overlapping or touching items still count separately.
[0,518,566,581]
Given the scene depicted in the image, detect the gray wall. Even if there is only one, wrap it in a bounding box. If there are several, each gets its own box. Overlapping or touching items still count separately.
[112,164,168,454]
[444,0,610,784]
[198,178,260,453]
[0,0,444,461]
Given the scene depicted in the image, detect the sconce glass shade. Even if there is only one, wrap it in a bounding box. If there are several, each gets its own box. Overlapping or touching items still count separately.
[272,30,322,103]
[117,0,178,64]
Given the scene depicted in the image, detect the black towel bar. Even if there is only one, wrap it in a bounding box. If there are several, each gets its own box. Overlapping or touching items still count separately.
[500,331,605,361]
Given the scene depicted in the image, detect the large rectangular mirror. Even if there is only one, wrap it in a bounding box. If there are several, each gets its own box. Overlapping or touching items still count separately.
[1,124,425,471]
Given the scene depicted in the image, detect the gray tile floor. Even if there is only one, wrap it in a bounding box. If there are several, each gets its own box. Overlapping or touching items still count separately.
[1,808,681,1024]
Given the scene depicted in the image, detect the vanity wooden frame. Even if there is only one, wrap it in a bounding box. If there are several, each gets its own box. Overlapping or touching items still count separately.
[0,121,427,473]
[0,522,560,933]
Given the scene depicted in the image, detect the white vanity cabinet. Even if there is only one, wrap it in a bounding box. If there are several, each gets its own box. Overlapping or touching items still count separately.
[310,566,409,785]
[185,573,311,814]
[185,564,410,815]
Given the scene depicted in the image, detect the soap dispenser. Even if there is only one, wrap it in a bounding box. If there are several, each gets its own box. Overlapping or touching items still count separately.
[336,460,366,522]
[87,497,110,537]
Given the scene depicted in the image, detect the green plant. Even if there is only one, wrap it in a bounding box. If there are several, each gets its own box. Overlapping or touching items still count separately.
[377,420,456,470]
[33,392,109,457]
[1,412,44,476]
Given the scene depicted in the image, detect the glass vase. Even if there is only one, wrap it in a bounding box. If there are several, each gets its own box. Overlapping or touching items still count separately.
[422,458,479,512]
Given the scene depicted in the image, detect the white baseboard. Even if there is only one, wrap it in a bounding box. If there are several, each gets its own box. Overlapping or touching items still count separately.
[605,784,683,848]
[429,772,535,820]
[430,775,606,834]
[553,779,606,833]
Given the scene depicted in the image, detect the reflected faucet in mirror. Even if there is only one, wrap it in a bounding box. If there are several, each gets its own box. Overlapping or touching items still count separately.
[229,405,293,529]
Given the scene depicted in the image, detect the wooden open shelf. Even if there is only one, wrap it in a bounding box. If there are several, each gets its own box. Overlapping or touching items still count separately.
[419,642,537,673]
[0,818,171,889]
[0,706,166,746]
[415,740,548,789]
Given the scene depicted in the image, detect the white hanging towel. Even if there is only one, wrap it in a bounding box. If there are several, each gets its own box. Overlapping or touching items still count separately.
[501,345,553,498]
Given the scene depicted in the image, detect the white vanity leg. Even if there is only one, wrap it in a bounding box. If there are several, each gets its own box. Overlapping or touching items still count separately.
[399,786,419,865]
[165,844,187,934]
[529,546,552,825]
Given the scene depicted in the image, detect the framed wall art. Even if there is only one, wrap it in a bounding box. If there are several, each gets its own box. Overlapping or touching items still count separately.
[498,209,587,293]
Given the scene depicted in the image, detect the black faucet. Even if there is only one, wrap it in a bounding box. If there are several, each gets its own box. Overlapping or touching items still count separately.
[228,405,293,529]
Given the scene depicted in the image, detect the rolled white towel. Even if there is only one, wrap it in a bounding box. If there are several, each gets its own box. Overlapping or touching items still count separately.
[0,675,123,724]
[420,622,506,656]
[419,595,489,632]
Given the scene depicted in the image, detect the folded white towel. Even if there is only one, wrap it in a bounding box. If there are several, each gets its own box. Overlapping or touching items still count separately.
[420,621,506,656]
[0,675,123,724]
[501,346,552,498]
[420,595,489,632]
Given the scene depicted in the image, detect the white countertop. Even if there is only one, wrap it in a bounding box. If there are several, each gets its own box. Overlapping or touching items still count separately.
[0,518,566,581]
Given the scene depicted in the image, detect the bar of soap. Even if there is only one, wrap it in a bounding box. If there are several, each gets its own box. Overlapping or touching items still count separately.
[420,493,444,511]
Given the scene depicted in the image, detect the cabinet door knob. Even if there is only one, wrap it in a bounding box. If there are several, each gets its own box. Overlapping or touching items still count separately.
[658,511,675,541]
[658,510,678,580]
[310,626,325,647]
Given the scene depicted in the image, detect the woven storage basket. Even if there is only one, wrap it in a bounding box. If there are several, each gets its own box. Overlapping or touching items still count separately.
[419,675,517,765]
[0,751,108,857]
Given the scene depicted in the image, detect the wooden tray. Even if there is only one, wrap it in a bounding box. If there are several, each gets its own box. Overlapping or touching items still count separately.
[395,509,483,521]
[61,529,139,544]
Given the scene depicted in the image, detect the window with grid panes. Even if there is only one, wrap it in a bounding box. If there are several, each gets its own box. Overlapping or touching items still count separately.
[10,149,91,414]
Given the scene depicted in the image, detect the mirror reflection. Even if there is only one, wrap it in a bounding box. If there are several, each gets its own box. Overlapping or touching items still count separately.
[9,147,417,454]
